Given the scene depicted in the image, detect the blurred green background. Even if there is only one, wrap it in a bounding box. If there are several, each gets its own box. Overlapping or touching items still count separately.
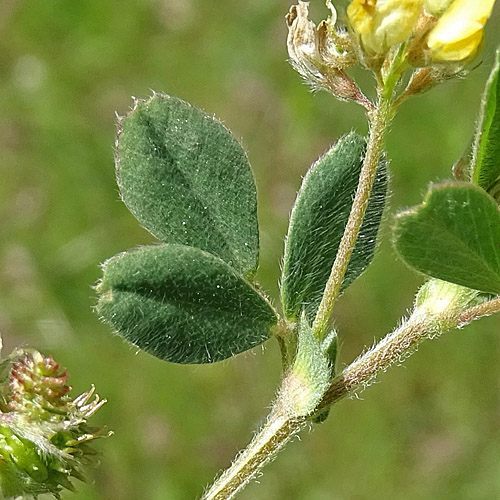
[1,1,500,499]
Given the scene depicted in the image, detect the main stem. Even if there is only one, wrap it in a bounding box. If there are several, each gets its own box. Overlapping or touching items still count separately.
[201,410,305,500]
[312,92,393,338]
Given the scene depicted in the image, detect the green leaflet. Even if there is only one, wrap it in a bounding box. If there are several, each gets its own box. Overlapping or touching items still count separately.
[280,132,387,321]
[394,183,500,294]
[116,94,259,277]
[96,244,277,364]
[472,48,500,192]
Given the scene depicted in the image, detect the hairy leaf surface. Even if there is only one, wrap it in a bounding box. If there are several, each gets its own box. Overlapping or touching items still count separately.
[116,94,259,276]
[473,48,500,191]
[97,244,276,364]
[280,132,387,321]
[394,183,500,294]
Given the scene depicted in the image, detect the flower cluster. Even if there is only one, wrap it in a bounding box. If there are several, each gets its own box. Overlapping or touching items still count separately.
[0,350,109,499]
[347,0,495,62]
[287,0,496,104]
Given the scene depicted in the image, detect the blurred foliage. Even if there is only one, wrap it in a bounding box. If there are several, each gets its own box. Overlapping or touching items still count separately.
[1,1,500,499]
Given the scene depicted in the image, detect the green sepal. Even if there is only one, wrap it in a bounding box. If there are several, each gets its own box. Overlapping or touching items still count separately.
[0,425,48,484]
[280,132,388,321]
[394,183,500,294]
[311,406,332,425]
[96,244,277,364]
[116,93,260,276]
[472,48,500,192]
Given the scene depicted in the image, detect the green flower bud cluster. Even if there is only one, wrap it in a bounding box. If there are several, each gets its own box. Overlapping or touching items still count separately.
[0,350,109,499]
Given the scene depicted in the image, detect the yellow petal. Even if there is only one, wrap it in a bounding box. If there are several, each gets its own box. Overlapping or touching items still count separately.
[347,0,423,55]
[427,0,496,61]
[347,0,375,38]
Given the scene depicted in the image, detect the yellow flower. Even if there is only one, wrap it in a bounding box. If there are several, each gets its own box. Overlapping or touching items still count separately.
[347,0,423,55]
[427,0,496,61]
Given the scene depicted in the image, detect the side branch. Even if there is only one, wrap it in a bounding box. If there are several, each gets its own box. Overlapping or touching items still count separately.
[319,314,431,408]
[320,295,500,409]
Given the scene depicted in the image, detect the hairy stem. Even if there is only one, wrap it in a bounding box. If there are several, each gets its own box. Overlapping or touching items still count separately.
[201,295,500,500]
[319,312,443,409]
[320,295,500,409]
[200,411,305,500]
[312,93,394,338]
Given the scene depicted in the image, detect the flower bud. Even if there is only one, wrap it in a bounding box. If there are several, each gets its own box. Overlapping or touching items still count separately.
[426,0,496,62]
[0,349,109,499]
[347,0,423,56]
